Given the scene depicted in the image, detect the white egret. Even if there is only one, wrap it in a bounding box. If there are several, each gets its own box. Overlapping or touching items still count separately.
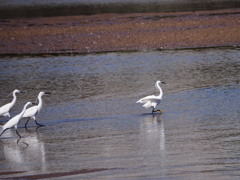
[136,80,166,113]
[0,89,22,118]
[0,102,33,139]
[23,92,50,128]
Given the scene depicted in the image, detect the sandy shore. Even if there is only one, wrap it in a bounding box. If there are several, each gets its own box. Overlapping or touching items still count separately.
[0,8,240,56]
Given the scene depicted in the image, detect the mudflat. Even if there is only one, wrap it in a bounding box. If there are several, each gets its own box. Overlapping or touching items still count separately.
[0,8,240,55]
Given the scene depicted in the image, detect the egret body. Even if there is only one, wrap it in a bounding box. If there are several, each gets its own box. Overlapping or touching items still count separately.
[0,89,21,118]
[136,80,166,113]
[0,102,32,139]
[23,92,50,128]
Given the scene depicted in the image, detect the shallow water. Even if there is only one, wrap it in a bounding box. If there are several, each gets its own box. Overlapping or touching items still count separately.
[0,48,240,179]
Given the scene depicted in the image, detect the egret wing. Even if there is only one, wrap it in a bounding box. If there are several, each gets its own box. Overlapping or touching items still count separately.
[23,106,38,118]
[3,115,20,130]
[142,101,152,108]
[136,95,157,103]
[0,103,11,116]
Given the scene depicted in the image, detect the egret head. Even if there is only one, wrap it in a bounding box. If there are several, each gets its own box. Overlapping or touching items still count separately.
[28,102,33,105]
[13,89,21,94]
[39,91,51,97]
[9,89,22,96]
[25,102,33,107]
[156,80,166,85]
[39,92,45,96]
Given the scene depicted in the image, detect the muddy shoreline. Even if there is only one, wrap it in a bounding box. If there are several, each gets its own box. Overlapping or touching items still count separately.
[0,8,240,56]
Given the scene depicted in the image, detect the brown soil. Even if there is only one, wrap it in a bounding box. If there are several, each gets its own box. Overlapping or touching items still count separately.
[0,8,240,55]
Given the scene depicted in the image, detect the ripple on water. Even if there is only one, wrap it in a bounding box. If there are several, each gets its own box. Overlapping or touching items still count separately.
[0,49,239,179]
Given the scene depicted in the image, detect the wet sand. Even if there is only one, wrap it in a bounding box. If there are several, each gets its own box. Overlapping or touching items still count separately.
[0,8,239,55]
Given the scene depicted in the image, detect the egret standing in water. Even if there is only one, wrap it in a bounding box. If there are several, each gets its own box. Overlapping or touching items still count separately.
[23,92,50,128]
[0,102,33,140]
[0,89,22,118]
[136,80,166,114]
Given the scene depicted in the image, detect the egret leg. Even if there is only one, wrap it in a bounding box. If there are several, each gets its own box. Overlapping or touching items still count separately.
[7,113,10,119]
[35,120,45,127]
[152,108,155,114]
[16,129,22,139]
[153,109,163,114]
[0,128,9,137]
[152,109,163,114]
[158,109,163,114]
[24,118,31,128]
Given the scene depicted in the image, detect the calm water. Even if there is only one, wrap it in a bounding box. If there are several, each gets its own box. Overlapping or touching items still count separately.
[0,0,240,18]
[0,49,240,179]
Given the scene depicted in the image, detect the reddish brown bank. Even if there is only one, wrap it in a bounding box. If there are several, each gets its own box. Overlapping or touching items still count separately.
[0,8,240,55]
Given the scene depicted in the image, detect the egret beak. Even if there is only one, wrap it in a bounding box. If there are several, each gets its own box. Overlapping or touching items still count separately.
[20,91,25,94]
[45,92,51,95]
[162,82,167,84]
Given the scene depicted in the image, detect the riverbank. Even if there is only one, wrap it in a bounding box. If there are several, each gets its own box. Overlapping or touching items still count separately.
[0,8,240,56]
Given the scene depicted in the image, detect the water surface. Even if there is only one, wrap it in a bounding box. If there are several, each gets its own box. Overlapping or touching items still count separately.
[0,48,240,179]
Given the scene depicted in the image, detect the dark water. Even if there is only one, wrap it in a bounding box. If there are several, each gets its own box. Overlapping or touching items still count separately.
[0,0,240,18]
[0,48,240,179]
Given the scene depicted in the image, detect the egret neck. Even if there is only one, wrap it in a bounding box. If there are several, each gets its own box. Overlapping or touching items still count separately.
[156,81,163,99]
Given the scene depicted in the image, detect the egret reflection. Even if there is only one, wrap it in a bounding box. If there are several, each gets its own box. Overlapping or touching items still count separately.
[140,114,166,160]
[2,129,47,172]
